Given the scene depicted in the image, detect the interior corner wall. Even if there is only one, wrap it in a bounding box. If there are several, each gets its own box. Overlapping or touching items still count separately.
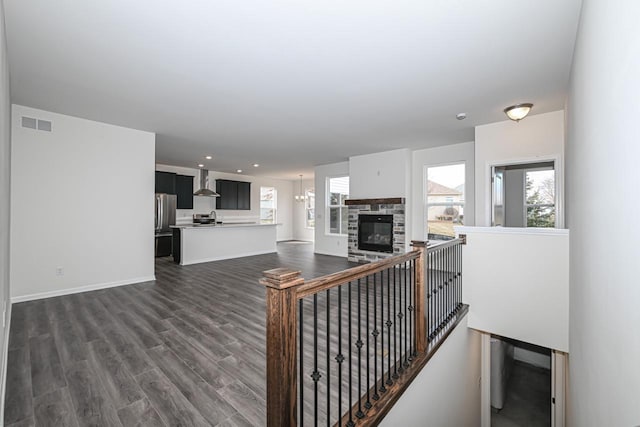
[10,105,156,301]
[411,141,475,241]
[292,178,314,242]
[0,0,12,417]
[474,110,565,227]
[155,164,294,242]
[380,317,481,427]
[314,161,349,257]
[566,1,640,425]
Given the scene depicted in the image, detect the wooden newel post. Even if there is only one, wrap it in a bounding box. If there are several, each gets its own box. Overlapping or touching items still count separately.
[260,268,305,427]
[411,241,427,354]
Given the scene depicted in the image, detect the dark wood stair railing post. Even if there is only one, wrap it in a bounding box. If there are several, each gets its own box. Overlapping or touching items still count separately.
[411,240,427,353]
[260,267,305,427]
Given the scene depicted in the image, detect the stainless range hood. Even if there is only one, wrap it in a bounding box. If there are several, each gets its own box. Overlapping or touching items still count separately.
[193,169,220,197]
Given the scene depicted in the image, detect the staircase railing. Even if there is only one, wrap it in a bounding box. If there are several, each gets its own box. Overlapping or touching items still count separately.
[260,238,466,426]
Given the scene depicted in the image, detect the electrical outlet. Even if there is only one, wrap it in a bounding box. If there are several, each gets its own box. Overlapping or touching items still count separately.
[56,267,64,276]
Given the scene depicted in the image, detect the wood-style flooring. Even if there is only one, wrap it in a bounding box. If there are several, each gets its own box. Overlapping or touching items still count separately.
[4,241,355,427]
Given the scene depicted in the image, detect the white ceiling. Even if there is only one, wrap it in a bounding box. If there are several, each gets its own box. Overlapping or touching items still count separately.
[4,0,581,180]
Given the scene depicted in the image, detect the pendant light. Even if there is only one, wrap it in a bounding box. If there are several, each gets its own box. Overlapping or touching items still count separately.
[295,175,307,202]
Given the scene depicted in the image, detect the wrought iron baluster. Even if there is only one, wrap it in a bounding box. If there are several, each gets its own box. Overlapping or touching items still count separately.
[336,286,344,427]
[356,278,364,419]
[325,289,330,427]
[347,282,355,427]
[403,261,408,368]
[379,270,387,393]
[365,275,372,409]
[393,265,399,379]
[312,294,320,427]
[386,267,393,386]
[299,299,304,426]
[372,272,379,401]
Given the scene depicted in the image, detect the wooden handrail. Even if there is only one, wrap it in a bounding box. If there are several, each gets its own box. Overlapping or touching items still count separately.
[296,250,421,300]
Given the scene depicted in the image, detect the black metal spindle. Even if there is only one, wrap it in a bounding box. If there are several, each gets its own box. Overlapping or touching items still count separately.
[299,299,304,426]
[403,261,408,368]
[336,286,343,427]
[380,270,386,393]
[356,278,364,419]
[386,267,393,386]
[408,259,413,362]
[412,258,418,357]
[397,263,403,374]
[325,289,330,427]
[393,265,399,379]
[365,275,372,409]
[372,272,379,401]
[312,294,319,427]
[347,282,355,427]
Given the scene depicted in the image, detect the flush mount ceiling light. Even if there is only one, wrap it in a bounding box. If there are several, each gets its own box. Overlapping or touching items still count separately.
[237,169,243,173]
[504,103,533,122]
[456,112,467,120]
[294,175,307,202]
[205,155,212,160]
[253,163,259,168]
[198,163,204,168]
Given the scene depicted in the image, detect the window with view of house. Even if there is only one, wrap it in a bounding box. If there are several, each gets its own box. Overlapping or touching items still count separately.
[327,176,349,235]
[260,187,277,224]
[426,163,465,240]
[305,188,315,228]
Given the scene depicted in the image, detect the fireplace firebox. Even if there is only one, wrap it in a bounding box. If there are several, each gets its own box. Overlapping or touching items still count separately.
[358,214,394,253]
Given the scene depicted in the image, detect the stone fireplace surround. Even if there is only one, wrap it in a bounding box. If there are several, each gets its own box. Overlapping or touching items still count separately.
[346,197,405,263]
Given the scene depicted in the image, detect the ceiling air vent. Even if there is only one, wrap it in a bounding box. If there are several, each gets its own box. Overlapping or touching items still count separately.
[21,116,52,132]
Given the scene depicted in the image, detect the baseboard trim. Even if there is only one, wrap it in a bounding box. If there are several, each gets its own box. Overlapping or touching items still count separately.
[0,300,12,425]
[180,250,276,266]
[10,275,157,303]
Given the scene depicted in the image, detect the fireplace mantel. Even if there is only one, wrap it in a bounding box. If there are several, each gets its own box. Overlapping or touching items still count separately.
[345,197,405,206]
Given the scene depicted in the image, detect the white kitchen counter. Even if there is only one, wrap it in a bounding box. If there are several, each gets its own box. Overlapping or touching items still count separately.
[171,223,278,265]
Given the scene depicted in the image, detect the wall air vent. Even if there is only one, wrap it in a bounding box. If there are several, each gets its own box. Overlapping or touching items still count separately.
[21,116,37,129]
[37,120,52,132]
[21,116,52,132]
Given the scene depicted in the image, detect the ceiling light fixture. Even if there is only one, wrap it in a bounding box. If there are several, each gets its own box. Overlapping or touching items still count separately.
[253,163,259,168]
[198,163,204,168]
[504,103,533,122]
[294,175,307,202]
[456,112,467,120]
[205,155,212,160]
[237,169,243,173]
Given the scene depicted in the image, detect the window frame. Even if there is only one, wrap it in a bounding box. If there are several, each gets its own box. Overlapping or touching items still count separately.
[305,188,315,229]
[425,161,466,240]
[259,186,277,224]
[524,167,556,228]
[326,175,349,236]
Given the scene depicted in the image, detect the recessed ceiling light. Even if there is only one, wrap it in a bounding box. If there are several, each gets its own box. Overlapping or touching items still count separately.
[205,155,212,160]
[198,164,204,168]
[456,113,467,120]
[237,169,243,173]
[253,163,259,167]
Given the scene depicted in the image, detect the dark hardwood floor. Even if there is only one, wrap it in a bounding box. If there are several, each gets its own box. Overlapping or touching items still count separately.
[4,241,355,427]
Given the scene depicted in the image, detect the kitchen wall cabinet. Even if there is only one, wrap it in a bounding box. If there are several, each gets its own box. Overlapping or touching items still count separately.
[175,174,194,209]
[216,179,251,210]
[155,171,176,194]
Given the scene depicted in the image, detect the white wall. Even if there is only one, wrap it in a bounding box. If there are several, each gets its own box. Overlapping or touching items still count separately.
[504,169,525,227]
[156,164,294,241]
[0,1,11,418]
[411,142,475,241]
[349,148,411,199]
[10,105,156,301]
[566,1,640,425]
[458,226,569,353]
[381,317,481,427]
[314,161,349,256]
[292,178,314,242]
[475,111,565,227]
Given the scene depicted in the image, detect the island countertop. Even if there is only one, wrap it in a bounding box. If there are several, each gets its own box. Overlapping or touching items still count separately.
[171,222,279,229]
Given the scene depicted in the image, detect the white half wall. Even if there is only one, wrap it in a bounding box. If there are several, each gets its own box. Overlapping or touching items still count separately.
[0,1,12,419]
[314,161,349,257]
[10,105,156,301]
[458,226,569,353]
[566,1,640,425]
[155,164,294,241]
[411,141,475,241]
[474,110,565,227]
[292,178,314,242]
[381,317,481,427]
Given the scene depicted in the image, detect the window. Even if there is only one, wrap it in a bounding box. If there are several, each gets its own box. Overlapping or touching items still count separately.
[305,188,315,228]
[327,176,349,235]
[525,169,555,227]
[260,187,277,224]
[426,163,465,240]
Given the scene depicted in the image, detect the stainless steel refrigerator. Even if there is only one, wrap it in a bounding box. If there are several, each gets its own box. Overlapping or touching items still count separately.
[155,193,177,257]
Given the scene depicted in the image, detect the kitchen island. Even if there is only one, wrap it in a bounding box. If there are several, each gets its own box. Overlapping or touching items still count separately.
[171,223,278,266]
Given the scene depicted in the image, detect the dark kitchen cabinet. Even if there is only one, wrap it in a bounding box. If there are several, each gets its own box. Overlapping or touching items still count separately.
[155,171,176,194]
[175,174,194,209]
[216,179,251,210]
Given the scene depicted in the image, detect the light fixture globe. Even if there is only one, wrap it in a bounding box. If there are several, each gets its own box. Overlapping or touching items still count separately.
[504,103,533,122]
